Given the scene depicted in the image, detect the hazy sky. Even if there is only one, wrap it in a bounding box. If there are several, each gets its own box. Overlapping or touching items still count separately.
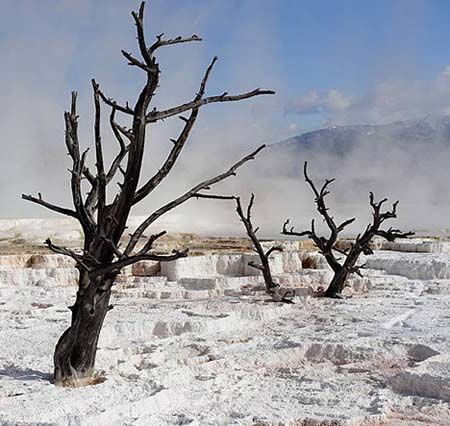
[2,0,450,232]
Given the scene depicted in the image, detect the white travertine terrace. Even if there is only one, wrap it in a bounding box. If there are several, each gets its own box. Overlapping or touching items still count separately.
[0,237,449,424]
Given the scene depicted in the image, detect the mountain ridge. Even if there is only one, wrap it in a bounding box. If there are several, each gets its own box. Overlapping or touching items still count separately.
[270,115,450,156]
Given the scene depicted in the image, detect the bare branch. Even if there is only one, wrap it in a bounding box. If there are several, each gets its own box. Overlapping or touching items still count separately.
[248,261,264,271]
[332,245,349,257]
[134,57,218,204]
[45,238,91,271]
[246,193,255,222]
[194,193,235,200]
[22,193,78,219]
[63,94,96,232]
[347,263,366,278]
[281,219,312,238]
[304,161,338,235]
[265,246,283,258]
[91,80,106,222]
[136,230,167,256]
[149,33,202,55]
[147,88,275,123]
[106,108,130,184]
[96,83,134,116]
[125,145,265,255]
[375,228,415,241]
[337,217,356,232]
[131,2,153,67]
[121,50,152,72]
[98,235,123,259]
[91,248,189,278]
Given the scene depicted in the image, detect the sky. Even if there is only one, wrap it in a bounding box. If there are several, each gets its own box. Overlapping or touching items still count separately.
[2,0,450,234]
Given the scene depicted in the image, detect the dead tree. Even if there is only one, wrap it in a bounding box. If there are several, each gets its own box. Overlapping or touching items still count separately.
[282,162,413,298]
[235,194,294,303]
[22,2,274,385]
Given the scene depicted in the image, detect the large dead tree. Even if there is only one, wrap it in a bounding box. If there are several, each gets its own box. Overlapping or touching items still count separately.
[282,162,413,298]
[22,2,274,385]
[235,194,294,303]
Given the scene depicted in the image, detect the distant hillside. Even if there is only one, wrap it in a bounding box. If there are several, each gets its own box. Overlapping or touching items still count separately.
[272,115,450,154]
[262,115,450,178]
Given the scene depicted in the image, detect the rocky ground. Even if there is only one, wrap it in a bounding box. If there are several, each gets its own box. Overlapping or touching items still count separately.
[0,238,449,425]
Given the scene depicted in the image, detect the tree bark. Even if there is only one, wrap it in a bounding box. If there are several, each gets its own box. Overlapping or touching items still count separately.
[324,249,360,297]
[53,273,113,385]
[324,268,349,298]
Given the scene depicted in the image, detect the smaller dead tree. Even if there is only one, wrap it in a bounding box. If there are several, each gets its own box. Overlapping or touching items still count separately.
[235,194,294,303]
[282,162,413,298]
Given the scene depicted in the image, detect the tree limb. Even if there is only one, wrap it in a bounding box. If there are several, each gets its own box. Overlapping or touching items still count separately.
[149,33,202,55]
[91,80,106,222]
[63,94,96,232]
[91,248,189,278]
[124,145,265,256]
[106,108,130,184]
[146,88,275,123]
[134,57,218,204]
[22,193,78,219]
[45,238,91,271]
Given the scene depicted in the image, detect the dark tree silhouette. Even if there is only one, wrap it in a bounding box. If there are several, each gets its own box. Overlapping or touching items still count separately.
[22,2,274,385]
[282,162,413,298]
[235,194,294,303]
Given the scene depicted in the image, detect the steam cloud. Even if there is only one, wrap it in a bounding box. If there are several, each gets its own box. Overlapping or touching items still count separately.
[1,0,449,239]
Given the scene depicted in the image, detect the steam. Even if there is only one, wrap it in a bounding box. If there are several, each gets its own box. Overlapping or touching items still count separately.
[1,1,449,239]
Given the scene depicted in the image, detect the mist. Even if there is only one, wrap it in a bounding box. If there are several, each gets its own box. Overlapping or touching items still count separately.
[1,0,450,238]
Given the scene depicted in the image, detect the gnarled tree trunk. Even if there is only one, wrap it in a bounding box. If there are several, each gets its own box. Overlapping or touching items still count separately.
[53,272,115,384]
[324,268,349,298]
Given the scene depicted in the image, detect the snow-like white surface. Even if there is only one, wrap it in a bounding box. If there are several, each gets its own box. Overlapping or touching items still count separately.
[0,218,83,244]
[367,250,450,280]
[161,252,302,281]
[0,214,238,244]
[161,254,244,281]
[0,216,177,245]
[0,267,79,287]
[379,238,450,254]
[390,354,450,402]
[0,248,449,425]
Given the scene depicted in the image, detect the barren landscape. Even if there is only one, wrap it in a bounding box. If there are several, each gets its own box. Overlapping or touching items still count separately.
[0,227,449,425]
[3,1,450,425]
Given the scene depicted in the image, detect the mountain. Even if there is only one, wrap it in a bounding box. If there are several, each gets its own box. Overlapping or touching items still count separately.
[269,115,450,158]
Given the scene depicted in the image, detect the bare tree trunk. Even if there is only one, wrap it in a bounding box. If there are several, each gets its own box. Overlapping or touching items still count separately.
[324,268,348,298]
[53,272,114,384]
[324,249,360,298]
[22,2,274,384]
[234,195,294,303]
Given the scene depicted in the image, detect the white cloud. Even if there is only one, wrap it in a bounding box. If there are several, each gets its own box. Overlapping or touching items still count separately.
[287,65,450,126]
[285,89,351,116]
[325,89,352,113]
[286,90,321,114]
